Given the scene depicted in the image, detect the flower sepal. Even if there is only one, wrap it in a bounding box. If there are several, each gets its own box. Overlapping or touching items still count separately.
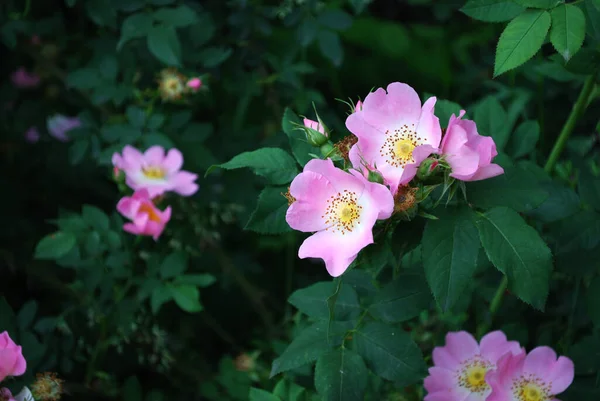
[416,157,446,184]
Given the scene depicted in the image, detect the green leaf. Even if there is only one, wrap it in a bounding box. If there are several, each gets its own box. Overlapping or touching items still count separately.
[118,13,153,50]
[98,56,118,81]
[460,0,525,22]
[579,170,600,212]
[173,274,216,288]
[147,25,182,66]
[507,120,540,158]
[34,232,77,260]
[494,10,551,77]
[67,68,102,89]
[550,4,585,61]
[586,276,600,329]
[123,376,143,401]
[369,271,432,321]
[422,207,481,311]
[170,284,203,313]
[297,18,319,47]
[142,133,175,149]
[317,10,353,30]
[200,47,233,68]
[245,186,293,234]
[467,165,549,212]
[100,124,142,143]
[83,205,110,231]
[511,0,563,8]
[317,30,343,66]
[526,182,580,223]
[17,301,38,329]
[207,148,299,185]
[282,108,313,166]
[85,0,117,27]
[126,106,147,128]
[288,282,360,321]
[153,5,197,27]
[160,251,188,279]
[270,321,353,377]
[593,0,600,11]
[564,47,600,75]
[354,322,427,385]
[315,349,367,401]
[474,96,509,150]
[476,207,552,310]
[249,388,281,401]
[69,139,90,165]
[151,285,172,314]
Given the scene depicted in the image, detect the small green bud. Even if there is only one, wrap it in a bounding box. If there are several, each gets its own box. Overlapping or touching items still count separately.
[320,142,336,157]
[305,127,329,147]
[367,169,384,184]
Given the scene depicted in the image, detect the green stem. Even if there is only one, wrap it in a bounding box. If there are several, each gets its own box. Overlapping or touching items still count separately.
[489,276,508,316]
[544,74,596,173]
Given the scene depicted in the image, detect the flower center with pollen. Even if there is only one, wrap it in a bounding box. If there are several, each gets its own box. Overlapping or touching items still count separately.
[143,166,166,179]
[139,203,161,222]
[323,190,362,234]
[512,375,551,401]
[380,124,422,168]
[457,357,492,394]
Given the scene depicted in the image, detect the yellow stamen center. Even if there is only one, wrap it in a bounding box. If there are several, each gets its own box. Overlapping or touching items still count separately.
[322,190,362,234]
[139,203,161,222]
[380,124,422,167]
[512,376,551,401]
[143,166,166,179]
[458,357,492,394]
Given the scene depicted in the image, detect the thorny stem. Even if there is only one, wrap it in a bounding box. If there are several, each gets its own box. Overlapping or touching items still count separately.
[544,74,596,173]
[481,74,597,336]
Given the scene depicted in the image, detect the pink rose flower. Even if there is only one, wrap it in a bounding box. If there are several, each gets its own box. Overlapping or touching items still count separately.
[285,158,394,277]
[0,331,26,382]
[46,115,81,142]
[24,127,40,144]
[112,145,198,198]
[487,346,574,401]
[11,67,40,88]
[0,388,15,401]
[186,77,202,92]
[303,118,326,135]
[116,189,172,240]
[424,331,522,401]
[440,110,504,181]
[346,82,442,194]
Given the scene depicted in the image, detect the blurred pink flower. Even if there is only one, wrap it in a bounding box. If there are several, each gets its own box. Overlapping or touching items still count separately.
[0,331,26,383]
[303,118,326,135]
[487,346,574,401]
[24,127,40,143]
[346,82,442,194]
[11,67,40,88]
[112,145,198,197]
[116,189,172,240]
[46,115,81,142]
[0,388,15,401]
[424,331,522,401]
[285,158,393,277]
[440,111,504,181]
[186,77,202,92]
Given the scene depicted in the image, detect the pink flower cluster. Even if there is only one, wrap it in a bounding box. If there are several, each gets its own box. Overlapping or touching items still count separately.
[424,331,574,401]
[112,145,198,240]
[286,82,503,276]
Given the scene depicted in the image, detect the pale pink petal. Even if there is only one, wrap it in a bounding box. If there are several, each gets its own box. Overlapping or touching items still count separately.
[163,148,184,173]
[479,331,522,364]
[131,188,151,201]
[444,331,480,362]
[424,367,456,393]
[432,347,461,370]
[360,176,394,220]
[286,171,336,232]
[470,135,497,165]
[298,229,366,277]
[121,145,144,171]
[304,158,365,194]
[361,83,422,131]
[523,347,557,381]
[468,164,504,181]
[546,356,574,394]
[486,352,525,401]
[441,117,469,154]
[398,144,436,187]
[116,198,137,219]
[447,148,480,180]
[416,96,442,147]
[144,146,165,165]
[123,222,142,235]
[170,171,198,196]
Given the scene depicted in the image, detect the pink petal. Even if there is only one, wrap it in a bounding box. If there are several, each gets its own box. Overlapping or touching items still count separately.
[10,348,26,376]
[121,145,144,171]
[361,83,422,131]
[444,331,480,362]
[144,146,165,165]
[360,175,394,220]
[123,222,142,235]
[163,148,183,173]
[424,367,456,393]
[170,171,198,196]
[479,331,522,364]
[442,117,469,154]
[471,135,497,165]
[547,356,574,394]
[447,147,480,180]
[304,159,365,194]
[0,350,18,381]
[286,171,336,232]
[398,144,436,187]
[416,96,442,148]
[0,332,10,348]
[468,164,504,181]
[523,346,557,380]
[432,347,461,370]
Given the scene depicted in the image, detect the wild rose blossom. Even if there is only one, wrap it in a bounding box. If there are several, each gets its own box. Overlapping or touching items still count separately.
[0,332,26,383]
[11,68,40,88]
[46,115,81,142]
[424,331,522,401]
[116,189,171,240]
[440,111,504,181]
[112,145,198,198]
[186,77,202,92]
[487,346,574,401]
[346,82,442,194]
[285,158,394,277]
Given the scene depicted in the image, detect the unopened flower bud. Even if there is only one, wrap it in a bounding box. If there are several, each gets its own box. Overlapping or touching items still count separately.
[320,142,337,158]
[367,169,384,184]
[303,118,328,147]
[416,157,442,182]
[186,77,202,92]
